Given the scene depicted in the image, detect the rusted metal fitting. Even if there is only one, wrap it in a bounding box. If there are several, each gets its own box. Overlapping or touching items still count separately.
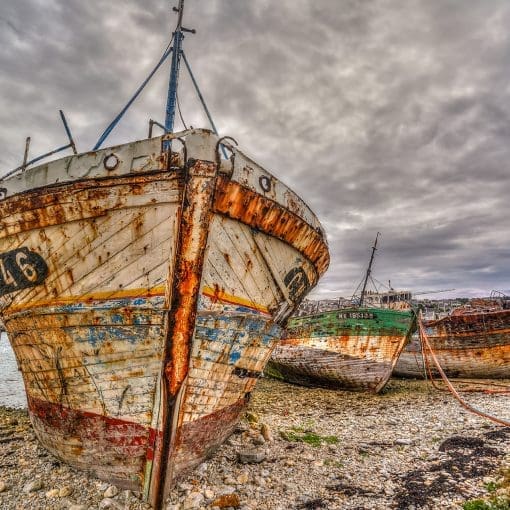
[216,136,237,176]
[259,175,272,193]
[215,136,237,156]
[161,136,186,170]
[103,153,120,171]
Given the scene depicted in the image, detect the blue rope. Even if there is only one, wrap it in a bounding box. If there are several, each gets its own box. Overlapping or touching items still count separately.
[93,40,173,151]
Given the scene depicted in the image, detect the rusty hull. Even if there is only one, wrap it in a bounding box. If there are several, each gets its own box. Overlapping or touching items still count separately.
[0,129,329,509]
[268,308,415,393]
[394,309,510,379]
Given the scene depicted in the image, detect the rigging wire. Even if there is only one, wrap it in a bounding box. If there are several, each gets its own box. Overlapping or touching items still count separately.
[371,276,392,290]
[176,90,188,130]
[350,275,381,301]
[92,36,174,151]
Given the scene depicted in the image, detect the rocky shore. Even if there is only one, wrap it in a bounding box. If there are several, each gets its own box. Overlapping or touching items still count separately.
[1,378,509,509]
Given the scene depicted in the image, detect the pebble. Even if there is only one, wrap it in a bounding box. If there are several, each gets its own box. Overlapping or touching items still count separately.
[104,485,119,498]
[260,423,272,442]
[182,491,204,509]
[99,498,122,509]
[237,448,266,464]
[395,438,413,446]
[237,472,250,484]
[23,479,43,493]
[178,482,194,493]
[252,434,266,446]
[0,481,7,492]
[204,488,215,499]
[59,485,73,497]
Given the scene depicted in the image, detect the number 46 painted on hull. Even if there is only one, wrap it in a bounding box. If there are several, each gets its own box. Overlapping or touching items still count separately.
[0,248,49,297]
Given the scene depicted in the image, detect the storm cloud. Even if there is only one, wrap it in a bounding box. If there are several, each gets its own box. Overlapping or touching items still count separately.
[0,0,509,299]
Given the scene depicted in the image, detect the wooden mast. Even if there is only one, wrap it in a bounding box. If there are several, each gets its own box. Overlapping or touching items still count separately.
[359,232,380,307]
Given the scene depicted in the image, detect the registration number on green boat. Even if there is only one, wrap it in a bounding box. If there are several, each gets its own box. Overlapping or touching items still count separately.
[337,311,375,320]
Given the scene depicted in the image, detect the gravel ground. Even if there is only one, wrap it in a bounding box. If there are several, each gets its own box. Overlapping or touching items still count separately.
[0,378,509,510]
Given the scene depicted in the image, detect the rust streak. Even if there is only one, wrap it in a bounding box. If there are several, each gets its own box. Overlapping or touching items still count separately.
[153,158,219,509]
[213,176,329,278]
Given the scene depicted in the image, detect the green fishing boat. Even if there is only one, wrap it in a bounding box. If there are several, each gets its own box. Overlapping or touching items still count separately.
[268,234,416,392]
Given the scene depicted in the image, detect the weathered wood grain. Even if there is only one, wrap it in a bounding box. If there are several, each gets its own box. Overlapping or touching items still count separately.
[394,310,510,379]
[269,308,415,393]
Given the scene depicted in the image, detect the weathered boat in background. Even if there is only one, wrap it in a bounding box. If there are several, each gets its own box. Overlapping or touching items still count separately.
[0,3,329,509]
[268,234,415,392]
[394,299,510,379]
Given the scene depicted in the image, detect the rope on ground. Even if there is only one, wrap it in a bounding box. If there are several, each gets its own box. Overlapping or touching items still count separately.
[449,379,510,395]
[418,319,510,427]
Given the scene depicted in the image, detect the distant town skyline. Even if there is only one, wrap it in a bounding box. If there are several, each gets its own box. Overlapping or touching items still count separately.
[0,0,509,299]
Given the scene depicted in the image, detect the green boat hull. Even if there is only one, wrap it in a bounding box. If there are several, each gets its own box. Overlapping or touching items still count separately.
[268,308,415,392]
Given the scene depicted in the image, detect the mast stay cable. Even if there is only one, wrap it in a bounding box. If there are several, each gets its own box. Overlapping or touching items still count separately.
[93,37,174,151]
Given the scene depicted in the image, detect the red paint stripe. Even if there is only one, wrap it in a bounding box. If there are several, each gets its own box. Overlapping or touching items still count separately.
[28,397,160,449]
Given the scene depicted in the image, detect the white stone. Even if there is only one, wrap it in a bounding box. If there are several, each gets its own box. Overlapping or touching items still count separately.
[99,498,122,509]
[182,491,204,509]
[23,479,44,493]
[103,485,119,498]
[59,486,73,497]
[204,488,215,499]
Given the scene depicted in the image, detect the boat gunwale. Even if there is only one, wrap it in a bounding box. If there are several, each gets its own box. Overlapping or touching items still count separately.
[423,308,510,328]
[0,129,326,239]
[289,306,416,323]
[0,166,329,279]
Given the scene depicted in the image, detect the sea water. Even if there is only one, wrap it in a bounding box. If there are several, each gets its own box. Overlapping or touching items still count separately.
[0,332,27,408]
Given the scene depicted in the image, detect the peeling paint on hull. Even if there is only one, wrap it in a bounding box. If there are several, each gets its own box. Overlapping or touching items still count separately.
[0,129,329,508]
[394,309,510,379]
[268,307,415,392]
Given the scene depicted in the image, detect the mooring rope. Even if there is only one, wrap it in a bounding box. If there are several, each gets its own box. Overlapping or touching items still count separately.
[418,319,510,427]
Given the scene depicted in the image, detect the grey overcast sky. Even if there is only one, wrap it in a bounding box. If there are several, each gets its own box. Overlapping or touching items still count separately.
[0,0,509,300]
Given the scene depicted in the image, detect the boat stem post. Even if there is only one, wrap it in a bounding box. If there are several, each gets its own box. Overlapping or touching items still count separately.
[152,132,220,510]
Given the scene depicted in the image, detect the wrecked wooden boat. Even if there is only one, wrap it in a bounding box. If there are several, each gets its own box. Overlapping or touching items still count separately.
[0,3,329,509]
[394,301,510,379]
[268,298,415,392]
[267,234,415,392]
